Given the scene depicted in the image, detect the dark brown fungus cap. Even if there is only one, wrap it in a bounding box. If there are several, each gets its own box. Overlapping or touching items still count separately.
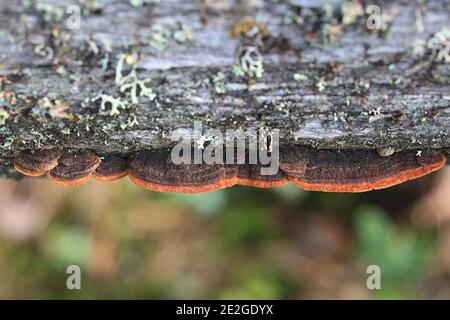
[279,146,310,178]
[237,164,287,188]
[14,149,62,177]
[94,155,128,181]
[47,150,101,186]
[287,150,446,192]
[129,150,238,193]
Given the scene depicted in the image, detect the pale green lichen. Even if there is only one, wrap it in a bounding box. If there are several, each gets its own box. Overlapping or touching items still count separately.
[183,91,193,101]
[283,10,297,25]
[149,25,171,52]
[129,0,159,7]
[273,101,290,117]
[412,28,450,63]
[115,54,156,104]
[232,64,246,77]
[60,127,71,135]
[101,123,115,134]
[75,114,95,132]
[0,108,9,126]
[119,70,156,104]
[21,0,33,8]
[212,72,226,94]
[173,24,193,43]
[316,78,328,92]
[93,94,129,116]
[34,44,54,58]
[428,28,450,63]
[2,137,14,149]
[115,54,126,85]
[341,1,364,26]
[120,114,139,130]
[233,46,264,78]
[412,39,427,59]
[148,23,193,52]
[90,53,156,124]
[415,7,425,33]
[81,0,102,13]
[293,73,308,82]
[285,0,369,44]
[35,2,64,22]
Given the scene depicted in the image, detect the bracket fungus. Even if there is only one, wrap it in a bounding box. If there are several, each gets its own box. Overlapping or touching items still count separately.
[128,150,289,192]
[14,149,62,177]
[13,146,447,193]
[279,146,310,178]
[282,149,447,193]
[47,151,101,187]
[94,155,129,181]
[128,150,238,193]
[237,164,288,188]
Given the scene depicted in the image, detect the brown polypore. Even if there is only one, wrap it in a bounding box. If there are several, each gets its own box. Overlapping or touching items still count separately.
[282,149,446,192]
[12,146,447,193]
[47,150,101,186]
[279,146,309,178]
[94,155,128,181]
[237,164,288,188]
[129,150,238,193]
[14,149,62,177]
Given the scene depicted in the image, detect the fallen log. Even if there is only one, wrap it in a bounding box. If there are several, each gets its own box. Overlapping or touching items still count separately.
[0,0,449,182]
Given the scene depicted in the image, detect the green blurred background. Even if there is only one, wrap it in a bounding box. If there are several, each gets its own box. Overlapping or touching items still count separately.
[0,167,450,299]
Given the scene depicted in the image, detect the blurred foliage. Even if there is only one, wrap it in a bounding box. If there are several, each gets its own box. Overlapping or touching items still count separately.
[0,171,449,299]
[354,205,433,298]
